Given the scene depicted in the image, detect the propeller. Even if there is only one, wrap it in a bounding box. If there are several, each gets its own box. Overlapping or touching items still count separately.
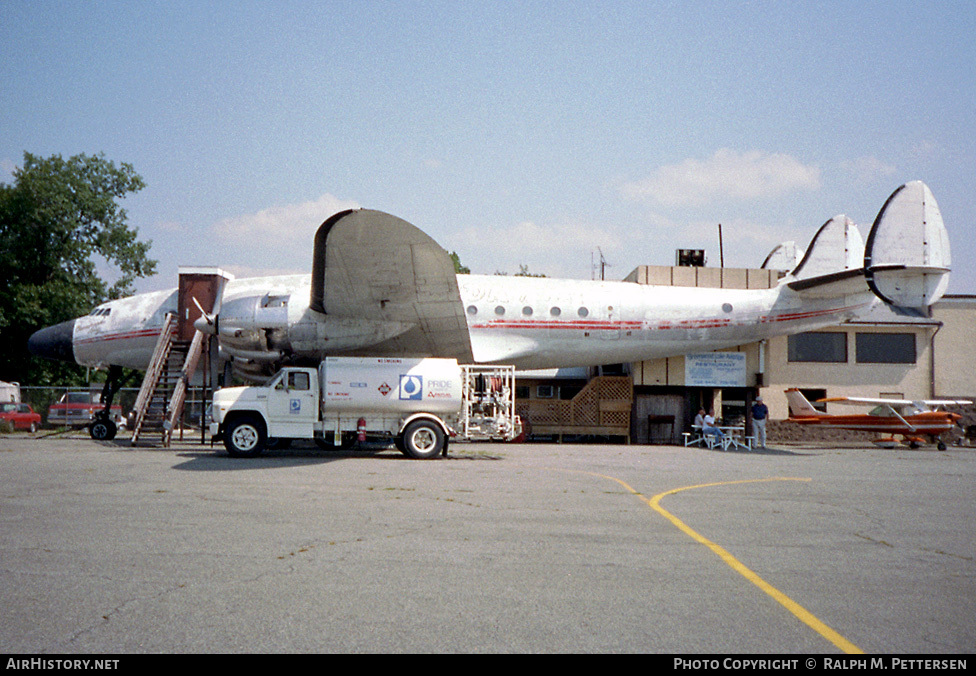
[192,297,217,334]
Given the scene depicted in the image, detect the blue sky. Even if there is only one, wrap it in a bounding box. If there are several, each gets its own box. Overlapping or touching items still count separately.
[3,0,974,295]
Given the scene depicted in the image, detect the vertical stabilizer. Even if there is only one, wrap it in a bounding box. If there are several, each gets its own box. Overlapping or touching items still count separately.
[864,181,950,312]
[785,388,824,418]
[789,215,864,280]
[761,241,805,271]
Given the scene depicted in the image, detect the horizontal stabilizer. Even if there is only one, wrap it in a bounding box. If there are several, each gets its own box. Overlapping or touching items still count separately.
[787,268,867,297]
[864,181,950,311]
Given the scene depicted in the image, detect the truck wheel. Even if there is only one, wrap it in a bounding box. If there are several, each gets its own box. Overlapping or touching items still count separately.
[224,416,266,458]
[89,418,117,441]
[401,420,445,459]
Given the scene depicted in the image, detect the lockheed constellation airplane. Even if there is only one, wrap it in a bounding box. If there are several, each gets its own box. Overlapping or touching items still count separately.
[29,180,951,421]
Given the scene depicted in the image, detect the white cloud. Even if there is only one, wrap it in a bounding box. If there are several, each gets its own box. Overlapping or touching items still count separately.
[206,193,360,278]
[1,158,16,181]
[211,193,360,250]
[620,149,821,207]
[840,155,897,185]
[218,263,308,279]
[453,218,623,278]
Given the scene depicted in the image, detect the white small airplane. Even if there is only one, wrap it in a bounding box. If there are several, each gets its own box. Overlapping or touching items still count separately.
[785,388,971,450]
[29,181,951,411]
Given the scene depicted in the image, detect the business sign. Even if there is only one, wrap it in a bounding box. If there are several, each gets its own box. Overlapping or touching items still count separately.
[685,352,746,387]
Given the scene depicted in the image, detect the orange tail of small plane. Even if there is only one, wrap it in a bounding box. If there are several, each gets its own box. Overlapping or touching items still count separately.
[785,388,824,419]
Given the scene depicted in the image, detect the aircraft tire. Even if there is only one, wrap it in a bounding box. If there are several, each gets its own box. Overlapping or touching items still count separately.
[400,419,444,459]
[224,415,266,458]
[89,418,117,441]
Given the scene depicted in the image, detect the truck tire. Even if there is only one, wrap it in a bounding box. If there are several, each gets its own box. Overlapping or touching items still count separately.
[224,415,266,458]
[400,419,445,459]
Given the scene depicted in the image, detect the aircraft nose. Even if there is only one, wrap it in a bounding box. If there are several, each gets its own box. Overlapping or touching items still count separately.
[28,319,77,363]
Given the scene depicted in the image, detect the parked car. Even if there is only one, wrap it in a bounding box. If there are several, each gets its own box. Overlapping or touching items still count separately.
[47,392,125,429]
[0,402,42,433]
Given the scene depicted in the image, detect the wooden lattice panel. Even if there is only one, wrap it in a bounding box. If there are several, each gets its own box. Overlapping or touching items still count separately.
[519,376,632,436]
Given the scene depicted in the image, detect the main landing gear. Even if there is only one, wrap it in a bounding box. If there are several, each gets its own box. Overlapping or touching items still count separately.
[88,365,129,441]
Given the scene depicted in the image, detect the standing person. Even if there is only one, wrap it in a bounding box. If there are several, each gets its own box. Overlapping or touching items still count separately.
[751,395,769,448]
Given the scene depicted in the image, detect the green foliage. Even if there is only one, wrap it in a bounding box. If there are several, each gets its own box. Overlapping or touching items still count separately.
[494,264,546,277]
[0,152,157,385]
[449,251,470,274]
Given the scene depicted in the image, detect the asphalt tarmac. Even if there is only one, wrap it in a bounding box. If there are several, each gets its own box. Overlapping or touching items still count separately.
[1,433,973,654]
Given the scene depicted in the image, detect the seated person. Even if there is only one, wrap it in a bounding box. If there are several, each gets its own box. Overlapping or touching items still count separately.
[703,409,726,442]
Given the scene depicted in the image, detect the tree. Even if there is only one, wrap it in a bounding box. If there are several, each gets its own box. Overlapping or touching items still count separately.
[494,264,546,277]
[0,152,157,385]
[449,251,470,274]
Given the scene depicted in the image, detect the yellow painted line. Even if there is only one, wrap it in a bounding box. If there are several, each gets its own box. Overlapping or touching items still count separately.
[590,473,864,654]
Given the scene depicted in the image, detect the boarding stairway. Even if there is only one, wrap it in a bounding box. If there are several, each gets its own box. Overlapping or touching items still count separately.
[130,313,207,446]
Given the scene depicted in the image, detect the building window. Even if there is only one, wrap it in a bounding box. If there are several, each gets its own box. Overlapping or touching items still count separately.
[788,332,847,362]
[855,333,916,364]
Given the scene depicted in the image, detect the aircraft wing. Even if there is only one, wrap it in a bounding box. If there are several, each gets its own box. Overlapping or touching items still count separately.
[309,209,474,362]
[820,396,972,408]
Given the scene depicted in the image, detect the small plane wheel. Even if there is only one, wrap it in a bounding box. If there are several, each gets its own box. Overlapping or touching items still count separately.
[89,417,117,441]
[937,441,947,451]
[224,415,266,458]
[400,419,445,459]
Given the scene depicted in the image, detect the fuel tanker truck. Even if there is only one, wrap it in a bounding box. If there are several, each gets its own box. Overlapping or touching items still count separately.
[210,357,519,458]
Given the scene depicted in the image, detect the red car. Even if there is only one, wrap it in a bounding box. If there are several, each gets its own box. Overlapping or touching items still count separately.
[0,402,42,433]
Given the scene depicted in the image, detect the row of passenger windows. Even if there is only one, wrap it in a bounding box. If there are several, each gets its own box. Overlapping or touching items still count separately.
[467,305,591,318]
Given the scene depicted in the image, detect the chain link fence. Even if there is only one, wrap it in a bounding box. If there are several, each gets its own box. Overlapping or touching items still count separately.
[15,386,212,434]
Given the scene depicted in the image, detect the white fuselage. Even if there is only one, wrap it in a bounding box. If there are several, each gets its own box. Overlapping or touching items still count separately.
[68,272,876,376]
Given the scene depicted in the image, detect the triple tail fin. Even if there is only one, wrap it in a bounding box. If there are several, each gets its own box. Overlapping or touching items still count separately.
[863,181,950,314]
[779,181,950,314]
